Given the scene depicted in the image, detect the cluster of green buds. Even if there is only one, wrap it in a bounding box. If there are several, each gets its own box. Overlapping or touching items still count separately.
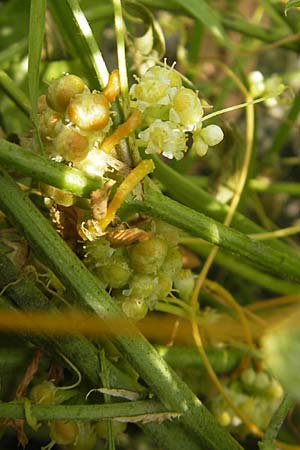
[130,65,224,159]
[247,71,287,107]
[84,220,194,320]
[38,72,121,178]
[209,367,283,432]
[29,380,121,449]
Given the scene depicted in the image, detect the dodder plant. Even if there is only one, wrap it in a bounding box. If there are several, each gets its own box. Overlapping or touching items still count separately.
[1,1,300,449]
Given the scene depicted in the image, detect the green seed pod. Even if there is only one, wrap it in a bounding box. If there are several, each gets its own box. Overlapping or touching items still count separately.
[46,74,86,112]
[38,95,62,139]
[129,236,168,274]
[173,269,194,301]
[254,371,270,392]
[96,253,132,289]
[67,92,110,131]
[240,368,256,388]
[95,420,126,439]
[262,311,300,402]
[122,297,148,320]
[157,273,173,299]
[40,183,75,207]
[29,381,57,405]
[128,273,157,299]
[54,126,89,162]
[66,422,97,450]
[153,220,180,246]
[49,420,78,445]
[162,246,183,278]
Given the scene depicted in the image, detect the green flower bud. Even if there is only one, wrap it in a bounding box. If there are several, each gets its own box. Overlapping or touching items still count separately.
[128,273,158,299]
[29,381,57,405]
[157,273,173,299]
[129,236,168,274]
[54,126,89,162]
[248,71,265,98]
[173,269,194,301]
[67,92,110,131]
[95,420,126,439]
[97,253,131,289]
[46,74,86,112]
[240,368,256,388]
[49,420,78,445]
[191,134,208,157]
[67,422,97,450]
[200,125,224,147]
[122,297,148,320]
[162,246,183,278]
[169,87,203,131]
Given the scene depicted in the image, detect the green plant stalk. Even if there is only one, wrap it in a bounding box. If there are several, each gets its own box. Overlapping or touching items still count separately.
[0,139,102,197]
[159,345,242,372]
[0,70,31,117]
[149,154,300,260]
[0,399,170,421]
[221,14,299,51]
[48,0,109,89]
[249,179,300,196]
[182,238,300,295]
[0,39,28,66]
[263,91,300,161]
[258,395,294,450]
[128,185,300,282]
[0,257,201,450]
[28,0,46,154]
[0,171,243,450]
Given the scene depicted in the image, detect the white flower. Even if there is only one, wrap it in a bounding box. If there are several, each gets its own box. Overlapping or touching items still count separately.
[200,125,224,146]
[138,119,187,160]
[169,87,203,131]
[192,124,224,157]
[248,71,265,98]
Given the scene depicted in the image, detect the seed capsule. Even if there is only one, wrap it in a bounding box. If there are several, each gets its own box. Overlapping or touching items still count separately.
[122,297,148,320]
[129,236,168,274]
[54,126,89,162]
[49,420,78,445]
[67,92,110,131]
[46,74,86,112]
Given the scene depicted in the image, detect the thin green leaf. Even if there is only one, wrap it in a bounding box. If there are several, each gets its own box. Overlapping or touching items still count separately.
[48,0,109,89]
[284,0,300,15]
[0,170,243,450]
[28,0,46,153]
[0,70,30,117]
[172,0,230,47]
[124,1,165,59]
[0,139,103,197]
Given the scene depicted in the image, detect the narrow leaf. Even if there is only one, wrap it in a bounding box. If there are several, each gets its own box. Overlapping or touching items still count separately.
[284,0,300,15]
[28,0,46,152]
[172,0,230,47]
[48,0,109,88]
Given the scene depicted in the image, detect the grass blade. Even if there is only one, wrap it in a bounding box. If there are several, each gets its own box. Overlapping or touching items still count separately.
[28,0,46,153]
[48,0,109,89]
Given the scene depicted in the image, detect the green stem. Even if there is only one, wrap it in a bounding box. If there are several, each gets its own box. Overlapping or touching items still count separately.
[159,345,242,372]
[263,91,300,162]
[0,70,31,117]
[0,170,242,450]
[249,179,300,196]
[149,154,299,259]
[128,185,300,282]
[0,139,102,197]
[0,399,170,421]
[182,238,300,295]
[0,256,200,450]
[258,395,294,450]
[221,14,299,52]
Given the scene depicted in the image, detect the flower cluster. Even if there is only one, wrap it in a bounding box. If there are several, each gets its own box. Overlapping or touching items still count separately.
[38,72,122,178]
[210,367,283,432]
[84,220,195,320]
[247,71,287,107]
[130,65,224,159]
